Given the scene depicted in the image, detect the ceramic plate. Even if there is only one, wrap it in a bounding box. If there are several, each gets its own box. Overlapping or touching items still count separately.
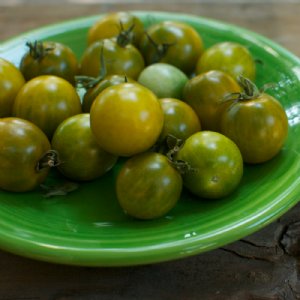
[1,11,300,266]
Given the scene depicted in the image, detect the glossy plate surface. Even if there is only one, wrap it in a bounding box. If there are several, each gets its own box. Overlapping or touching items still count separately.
[1,11,300,266]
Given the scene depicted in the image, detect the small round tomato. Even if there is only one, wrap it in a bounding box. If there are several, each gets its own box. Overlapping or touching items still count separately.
[52,114,118,181]
[0,58,25,117]
[137,63,188,99]
[13,75,82,139]
[158,98,201,143]
[88,11,144,47]
[81,74,135,112]
[0,118,54,192]
[183,70,241,131]
[220,79,288,164]
[90,83,163,157]
[196,42,256,81]
[116,152,182,219]
[20,41,79,84]
[139,21,204,74]
[79,38,144,80]
[175,131,243,199]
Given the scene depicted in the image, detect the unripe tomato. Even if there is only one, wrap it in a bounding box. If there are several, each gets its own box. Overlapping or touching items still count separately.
[183,70,241,131]
[79,38,145,80]
[137,63,188,99]
[90,83,164,157]
[20,41,79,84]
[52,114,118,181]
[13,75,82,139]
[0,118,53,192]
[0,58,25,117]
[88,11,144,47]
[158,98,201,143]
[116,152,182,219]
[139,21,204,74]
[175,131,243,199]
[220,90,288,164]
[196,42,256,81]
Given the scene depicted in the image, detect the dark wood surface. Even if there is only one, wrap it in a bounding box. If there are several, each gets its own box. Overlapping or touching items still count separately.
[1,2,300,299]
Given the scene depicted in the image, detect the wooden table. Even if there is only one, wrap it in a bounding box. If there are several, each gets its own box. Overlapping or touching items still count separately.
[1,2,300,299]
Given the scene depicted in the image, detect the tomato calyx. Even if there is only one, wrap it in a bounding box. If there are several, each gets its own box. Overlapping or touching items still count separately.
[159,134,196,175]
[36,150,61,172]
[145,32,175,63]
[116,22,135,47]
[25,40,54,61]
[223,76,276,103]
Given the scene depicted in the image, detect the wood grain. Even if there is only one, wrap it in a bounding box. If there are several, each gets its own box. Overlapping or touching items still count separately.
[1,2,300,299]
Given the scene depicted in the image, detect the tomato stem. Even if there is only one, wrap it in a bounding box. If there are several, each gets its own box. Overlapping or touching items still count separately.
[36,150,61,172]
[26,40,54,60]
[223,76,276,104]
[144,32,175,62]
[116,21,135,47]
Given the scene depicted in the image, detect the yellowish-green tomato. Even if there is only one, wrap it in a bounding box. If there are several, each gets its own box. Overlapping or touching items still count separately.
[0,58,25,117]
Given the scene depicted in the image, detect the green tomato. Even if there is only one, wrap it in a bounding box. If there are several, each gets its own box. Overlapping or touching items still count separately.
[116,152,182,219]
[196,42,256,81]
[183,70,241,131]
[0,118,53,192]
[175,131,243,199]
[52,114,118,181]
[137,63,188,99]
[158,98,201,143]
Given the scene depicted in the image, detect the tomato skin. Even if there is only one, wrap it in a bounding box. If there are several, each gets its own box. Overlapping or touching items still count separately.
[175,131,243,199]
[137,63,188,99]
[139,21,203,74]
[183,70,241,131]
[12,75,82,139]
[51,114,118,181]
[0,58,25,117]
[20,41,79,84]
[116,152,182,219]
[79,38,145,80]
[82,75,135,113]
[196,42,256,81]
[88,11,144,47]
[0,118,51,192]
[158,98,201,142]
[220,93,288,164]
[90,83,164,157]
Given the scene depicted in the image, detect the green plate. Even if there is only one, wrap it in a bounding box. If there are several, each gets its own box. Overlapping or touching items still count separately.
[1,11,300,266]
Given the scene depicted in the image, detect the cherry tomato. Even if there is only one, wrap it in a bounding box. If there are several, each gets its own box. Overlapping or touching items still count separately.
[90,82,164,157]
[79,38,145,80]
[88,11,144,47]
[196,42,256,81]
[175,131,243,199]
[13,75,82,139]
[183,70,241,131]
[0,118,55,192]
[116,152,182,219]
[81,74,135,113]
[20,41,79,84]
[137,63,188,99]
[158,98,201,143]
[139,21,204,74]
[220,78,288,164]
[51,114,118,181]
[0,58,25,117]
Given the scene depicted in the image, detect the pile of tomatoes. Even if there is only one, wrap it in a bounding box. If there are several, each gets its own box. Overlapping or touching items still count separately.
[0,11,289,220]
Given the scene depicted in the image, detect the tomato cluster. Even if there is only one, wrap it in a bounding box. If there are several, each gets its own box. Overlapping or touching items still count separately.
[0,12,288,220]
